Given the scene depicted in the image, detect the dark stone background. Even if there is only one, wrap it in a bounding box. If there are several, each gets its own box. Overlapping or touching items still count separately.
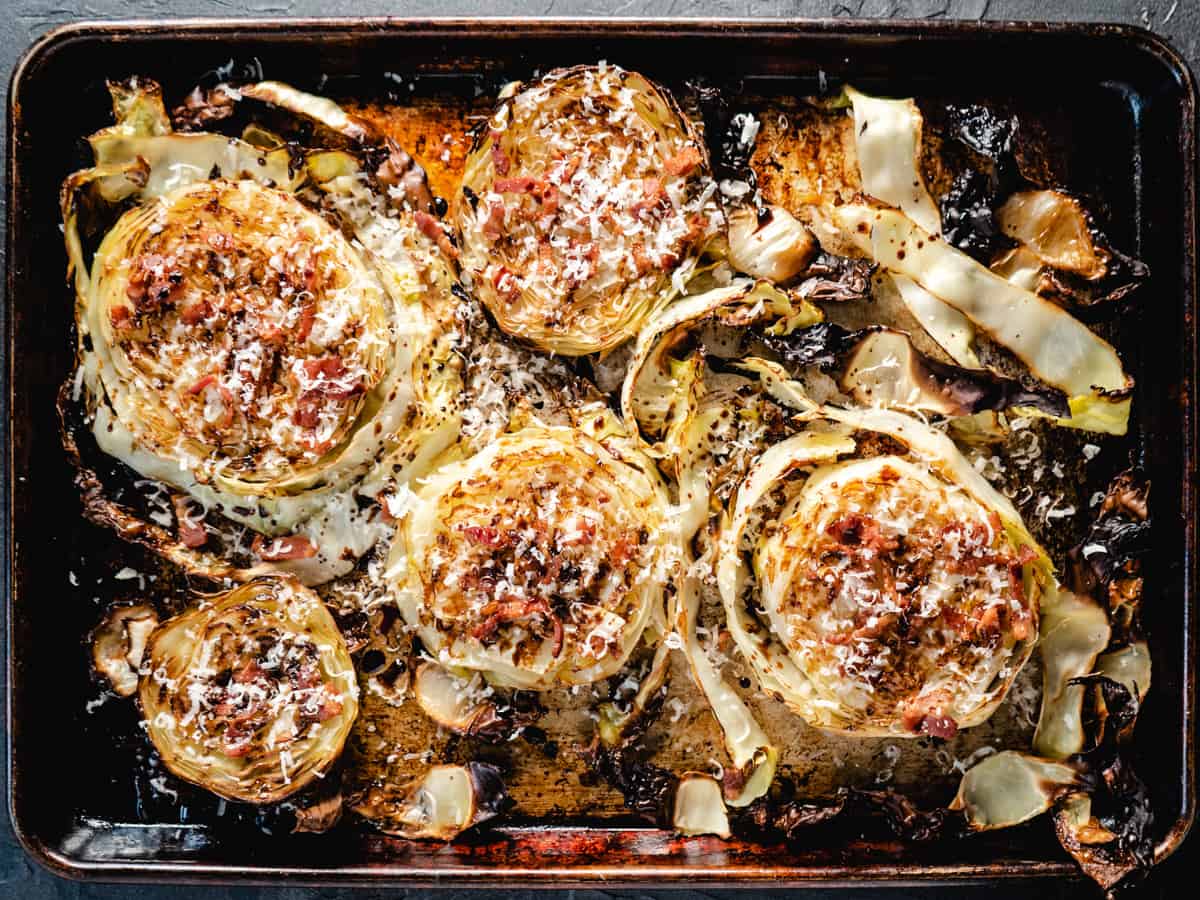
[2,1,1196,897]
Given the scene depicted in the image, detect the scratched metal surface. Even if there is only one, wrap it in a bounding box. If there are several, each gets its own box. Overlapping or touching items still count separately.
[1,1,1198,898]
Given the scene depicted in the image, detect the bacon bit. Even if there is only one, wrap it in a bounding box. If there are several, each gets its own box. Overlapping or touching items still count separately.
[461,571,498,595]
[851,612,899,643]
[187,374,235,428]
[461,524,505,548]
[258,321,285,345]
[1007,544,1039,608]
[109,305,134,330]
[413,209,458,259]
[376,140,435,213]
[187,374,218,396]
[535,181,559,216]
[471,597,564,658]
[920,715,959,739]
[180,300,212,325]
[631,177,667,218]
[827,514,899,555]
[318,696,343,722]
[987,510,1003,536]
[565,241,599,288]
[608,534,638,569]
[537,242,557,277]
[206,231,235,252]
[482,199,507,240]
[681,213,706,246]
[489,130,510,175]
[901,692,959,739]
[549,154,582,184]
[252,534,318,561]
[1011,607,1034,642]
[664,146,703,177]
[173,496,208,548]
[126,253,183,310]
[558,518,597,548]
[222,732,254,758]
[974,605,1002,638]
[234,661,265,684]
[294,299,316,343]
[294,664,321,690]
[292,394,322,429]
[303,356,363,399]
[413,209,441,240]
[491,265,522,301]
[494,175,539,194]
[941,606,967,635]
[632,241,654,276]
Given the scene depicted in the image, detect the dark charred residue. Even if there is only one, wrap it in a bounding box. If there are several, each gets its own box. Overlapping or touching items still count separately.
[793,252,874,303]
[939,104,1020,261]
[687,79,763,211]
[586,744,677,826]
[734,785,958,844]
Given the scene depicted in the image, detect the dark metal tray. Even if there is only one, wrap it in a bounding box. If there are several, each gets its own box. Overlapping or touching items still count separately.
[5,17,1197,887]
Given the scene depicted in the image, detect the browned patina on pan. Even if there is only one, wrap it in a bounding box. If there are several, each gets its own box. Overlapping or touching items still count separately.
[6,17,1197,887]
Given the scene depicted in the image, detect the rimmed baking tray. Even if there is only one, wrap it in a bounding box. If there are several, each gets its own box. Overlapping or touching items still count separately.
[5,17,1197,886]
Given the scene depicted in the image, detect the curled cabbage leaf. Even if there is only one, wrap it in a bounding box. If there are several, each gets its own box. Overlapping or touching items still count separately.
[997,190,1109,280]
[844,87,980,366]
[1032,584,1111,759]
[351,763,509,840]
[672,773,731,837]
[718,365,1047,739]
[61,78,462,584]
[951,751,1078,830]
[139,577,358,804]
[726,204,818,283]
[835,204,1133,434]
[386,412,679,690]
[455,64,720,355]
[844,87,941,234]
[92,603,159,697]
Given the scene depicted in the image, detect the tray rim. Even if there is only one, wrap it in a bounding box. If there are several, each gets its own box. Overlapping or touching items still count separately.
[5,14,1197,886]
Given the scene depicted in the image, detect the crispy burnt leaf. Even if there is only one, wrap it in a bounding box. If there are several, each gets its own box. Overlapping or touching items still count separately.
[793,252,874,303]
[587,744,678,825]
[939,105,1019,260]
[1069,469,1151,622]
[171,85,239,132]
[850,788,962,842]
[733,786,958,843]
[734,790,847,841]
[1070,674,1141,750]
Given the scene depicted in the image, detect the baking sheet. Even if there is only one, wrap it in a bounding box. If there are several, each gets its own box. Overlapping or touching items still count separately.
[6,18,1195,885]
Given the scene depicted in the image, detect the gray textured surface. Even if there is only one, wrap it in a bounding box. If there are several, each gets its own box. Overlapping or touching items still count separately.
[2,0,1197,897]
